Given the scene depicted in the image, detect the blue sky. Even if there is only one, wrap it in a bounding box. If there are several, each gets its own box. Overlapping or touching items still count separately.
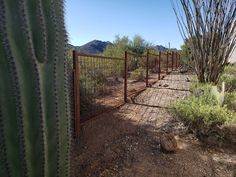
[65,0,183,49]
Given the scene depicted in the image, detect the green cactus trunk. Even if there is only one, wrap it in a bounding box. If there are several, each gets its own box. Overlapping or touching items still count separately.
[0,0,72,177]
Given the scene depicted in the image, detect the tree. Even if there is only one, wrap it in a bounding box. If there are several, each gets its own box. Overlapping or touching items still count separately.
[103,35,130,58]
[129,35,147,54]
[103,35,157,57]
[0,1,72,176]
[180,39,193,66]
[173,0,236,83]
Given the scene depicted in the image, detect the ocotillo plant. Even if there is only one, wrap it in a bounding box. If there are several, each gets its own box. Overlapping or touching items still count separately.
[0,0,72,177]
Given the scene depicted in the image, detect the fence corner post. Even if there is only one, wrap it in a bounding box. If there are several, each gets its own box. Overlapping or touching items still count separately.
[73,50,80,138]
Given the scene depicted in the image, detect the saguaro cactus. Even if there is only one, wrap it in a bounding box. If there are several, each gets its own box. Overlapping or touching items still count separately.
[0,0,72,177]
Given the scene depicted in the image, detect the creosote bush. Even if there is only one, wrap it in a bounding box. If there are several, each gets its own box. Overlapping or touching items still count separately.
[174,97,235,128]
[218,65,236,92]
[224,92,236,112]
[130,67,146,81]
[174,83,236,130]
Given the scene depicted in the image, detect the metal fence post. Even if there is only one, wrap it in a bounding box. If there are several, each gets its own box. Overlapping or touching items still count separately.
[178,53,180,67]
[155,56,157,72]
[124,51,128,103]
[146,50,149,87]
[175,52,178,69]
[73,50,80,138]
[166,52,169,74]
[171,51,174,71]
[158,51,161,80]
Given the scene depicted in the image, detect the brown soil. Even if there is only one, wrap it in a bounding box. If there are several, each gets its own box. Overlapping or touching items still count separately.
[73,72,236,177]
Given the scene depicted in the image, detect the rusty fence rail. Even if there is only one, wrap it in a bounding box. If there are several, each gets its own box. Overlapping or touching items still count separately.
[73,50,181,137]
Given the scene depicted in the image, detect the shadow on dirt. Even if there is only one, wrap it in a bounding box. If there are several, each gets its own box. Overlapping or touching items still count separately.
[71,106,236,177]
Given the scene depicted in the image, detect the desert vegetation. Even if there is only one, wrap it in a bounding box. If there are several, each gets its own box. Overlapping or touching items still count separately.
[172,0,236,147]
[173,0,236,83]
[1,0,236,176]
[75,35,178,120]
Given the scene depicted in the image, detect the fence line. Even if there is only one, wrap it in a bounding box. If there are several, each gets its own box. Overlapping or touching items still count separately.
[73,50,181,137]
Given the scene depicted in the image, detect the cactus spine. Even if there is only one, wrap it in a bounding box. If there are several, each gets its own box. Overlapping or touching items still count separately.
[0,0,72,177]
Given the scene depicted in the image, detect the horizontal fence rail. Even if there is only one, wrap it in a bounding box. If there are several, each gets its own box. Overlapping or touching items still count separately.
[73,50,181,137]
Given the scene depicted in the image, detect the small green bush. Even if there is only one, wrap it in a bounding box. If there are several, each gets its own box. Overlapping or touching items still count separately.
[174,96,236,128]
[190,83,220,105]
[218,65,236,92]
[224,91,236,112]
[190,81,212,95]
[174,83,236,128]
[223,65,236,75]
[130,67,146,81]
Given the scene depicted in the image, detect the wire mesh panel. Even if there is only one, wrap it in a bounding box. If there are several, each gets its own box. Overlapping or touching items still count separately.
[126,52,147,98]
[173,52,179,69]
[166,52,173,73]
[148,52,160,85]
[75,53,125,122]
[169,52,174,71]
[160,52,168,75]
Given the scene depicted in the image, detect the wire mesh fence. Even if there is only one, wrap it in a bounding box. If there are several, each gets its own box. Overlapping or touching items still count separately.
[148,52,161,85]
[125,51,147,100]
[74,53,125,123]
[159,52,168,75]
[73,50,181,132]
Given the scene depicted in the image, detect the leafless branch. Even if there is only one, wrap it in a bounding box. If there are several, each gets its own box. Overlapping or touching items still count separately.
[172,0,236,83]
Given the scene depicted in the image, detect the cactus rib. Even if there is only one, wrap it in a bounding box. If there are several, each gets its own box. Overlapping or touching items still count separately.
[0,0,72,176]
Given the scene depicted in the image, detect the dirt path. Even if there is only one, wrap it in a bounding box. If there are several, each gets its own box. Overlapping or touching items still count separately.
[73,72,236,177]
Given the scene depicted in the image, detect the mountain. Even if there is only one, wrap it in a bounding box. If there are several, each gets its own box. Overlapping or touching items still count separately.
[68,40,112,54]
[67,43,76,50]
[155,45,168,51]
[68,40,174,55]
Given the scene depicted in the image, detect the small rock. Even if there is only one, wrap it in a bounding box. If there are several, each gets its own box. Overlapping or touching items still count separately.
[160,133,178,153]
[180,69,188,74]
[163,84,169,87]
[130,89,137,92]
[126,97,133,103]
[186,78,191,82]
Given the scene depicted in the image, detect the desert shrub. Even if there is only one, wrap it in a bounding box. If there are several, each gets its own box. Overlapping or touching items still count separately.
[218,65,236,92]
[130,67,146,81]
[174,82,236,129]
[128,57,139,71]
[174,96,235,128]
[224,64,236,75]
[224,91,236,112]
[190,81,212,95]
[190,81,226,105]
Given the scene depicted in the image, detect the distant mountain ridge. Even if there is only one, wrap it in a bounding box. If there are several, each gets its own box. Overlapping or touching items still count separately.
[68,40,112,54]
[155,45,168,51]
[68,40,172,54]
